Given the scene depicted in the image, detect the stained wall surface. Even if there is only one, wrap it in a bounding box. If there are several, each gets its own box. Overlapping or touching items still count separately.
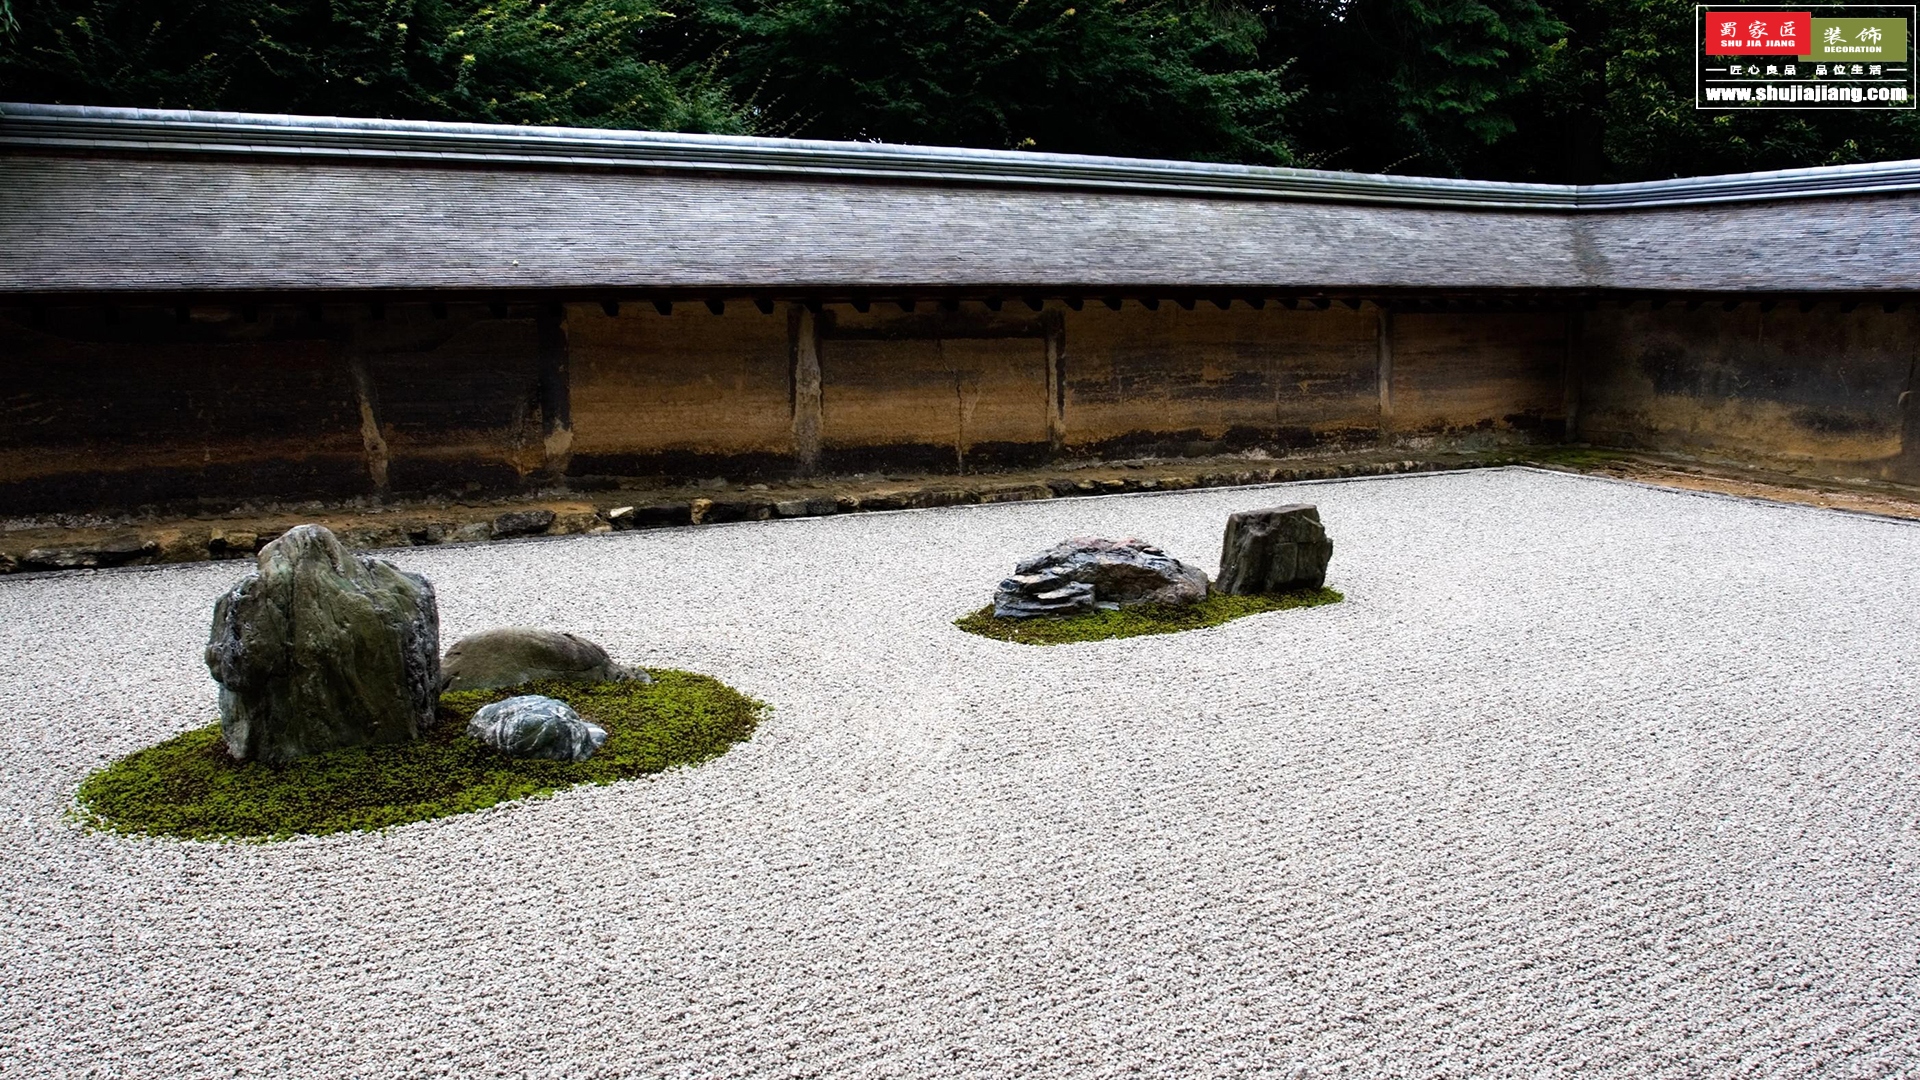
[818,306,1053,472]
[1391,313,1568,438]
[1576,305,1920,482]
[1061,303,1381,455]
[565,302,795,477]
[1,298,1575,513]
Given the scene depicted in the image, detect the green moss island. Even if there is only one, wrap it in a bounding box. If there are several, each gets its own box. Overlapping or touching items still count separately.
[76,671,764,842]
[955,587,1343,646]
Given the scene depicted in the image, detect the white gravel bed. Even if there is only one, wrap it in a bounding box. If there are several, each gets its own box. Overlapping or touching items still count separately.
[2,467,1918,1078]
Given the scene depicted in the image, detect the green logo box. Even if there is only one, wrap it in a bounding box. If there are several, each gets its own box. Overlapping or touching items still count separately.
[1805,16,1907,58]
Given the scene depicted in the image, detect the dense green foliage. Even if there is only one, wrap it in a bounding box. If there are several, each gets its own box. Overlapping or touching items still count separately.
[1270,0,1567,175]
[5,0,1919,180]
[671,0,1297,163]
[0,0,750,131]
[955,587,1343,645]
[75,671,764,841]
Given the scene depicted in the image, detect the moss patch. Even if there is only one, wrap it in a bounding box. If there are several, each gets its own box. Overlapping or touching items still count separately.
[955,587,1343,646]
[75,671,764,842]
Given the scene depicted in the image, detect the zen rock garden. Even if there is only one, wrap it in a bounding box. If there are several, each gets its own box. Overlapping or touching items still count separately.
[205,524,640,767]
[992,504,1335,619]
[199,507,1331,774]
[84,503,1334,839]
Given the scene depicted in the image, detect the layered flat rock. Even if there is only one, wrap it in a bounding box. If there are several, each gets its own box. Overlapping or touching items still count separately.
[992,574,1097,618]
[441,627,647,692]
[205,524,440,764]
[490,509,556,540]
[467,695,608,762]
[1215,504,1334,594]
[993,536,1208,618]
[23,536,159,571]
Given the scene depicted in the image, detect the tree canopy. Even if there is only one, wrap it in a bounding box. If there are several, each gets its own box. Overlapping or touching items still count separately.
[3,0,1918,181]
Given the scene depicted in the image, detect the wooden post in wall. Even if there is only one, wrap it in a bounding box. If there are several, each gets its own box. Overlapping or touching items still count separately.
[345,346,391,494]
[1044,309,1067,453]
[1563,309,1583,441]
[790,304,823,474]
[535,304,573,478]
[1376,305,1394,442]
[340,310,392,494]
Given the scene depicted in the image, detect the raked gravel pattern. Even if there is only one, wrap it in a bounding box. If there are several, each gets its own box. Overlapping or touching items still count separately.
[2,467,1918,1079]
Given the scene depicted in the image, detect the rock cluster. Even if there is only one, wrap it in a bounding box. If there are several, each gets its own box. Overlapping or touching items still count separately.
[1215,504,1334,594]
[205,524,440,764]
[994,537,1209,618]
[441,627,648,692]
[467,695,608,762]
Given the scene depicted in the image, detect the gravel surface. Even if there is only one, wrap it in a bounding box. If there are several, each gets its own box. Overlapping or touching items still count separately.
[3,467,1917,1078]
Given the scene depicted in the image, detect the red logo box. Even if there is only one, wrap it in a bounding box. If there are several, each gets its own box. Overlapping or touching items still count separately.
[1704,11,1813,53]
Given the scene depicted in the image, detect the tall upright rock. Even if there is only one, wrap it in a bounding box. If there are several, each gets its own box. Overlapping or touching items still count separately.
[205,524,440,764]
[1215,505,1334,595]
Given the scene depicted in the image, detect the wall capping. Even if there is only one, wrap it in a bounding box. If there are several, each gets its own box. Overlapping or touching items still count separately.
[8,101,1920,212]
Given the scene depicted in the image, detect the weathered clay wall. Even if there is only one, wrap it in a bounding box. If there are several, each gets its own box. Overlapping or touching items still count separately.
[1062,303,1381,456]
[1576,304,1919,483]
[0,297,1569,514]
[565,302,794,478]
[817,305,1054,472]
[0,301,563,512]
[0,304,365,512]
[1390,312,1568,439]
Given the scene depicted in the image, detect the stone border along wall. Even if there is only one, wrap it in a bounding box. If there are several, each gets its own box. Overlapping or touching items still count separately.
[0,454,1485,575]
[0,298,1569,517]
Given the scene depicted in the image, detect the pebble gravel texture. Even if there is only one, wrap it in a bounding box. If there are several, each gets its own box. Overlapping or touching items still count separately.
[3,467,1918,1078]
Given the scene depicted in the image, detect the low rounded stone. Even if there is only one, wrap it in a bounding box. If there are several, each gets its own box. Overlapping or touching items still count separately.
[441,626,649,692]
[466,695,608,762]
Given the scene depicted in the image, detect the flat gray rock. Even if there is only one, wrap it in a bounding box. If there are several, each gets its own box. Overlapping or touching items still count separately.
[23,536,158,571]
[441,627,648,692]
[992,536,1208,618]
[490,510,556,540]
[205,524,440,764]
[1215,504,1334,594]
[991,574,1097,618]
[467,695,608,762]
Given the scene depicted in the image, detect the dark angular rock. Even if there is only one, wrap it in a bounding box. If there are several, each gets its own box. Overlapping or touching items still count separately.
[1215,504,1333,595]
[774,497,840,518]
[23,535,159,570]
[467,695,607,762]
[629,503,694,528]
[703,498,775,523]
[205,524,440,764]
[490,509,556,539]
[992,536,1209,618]
[441,627,649,693]
[993,574,1096,618]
